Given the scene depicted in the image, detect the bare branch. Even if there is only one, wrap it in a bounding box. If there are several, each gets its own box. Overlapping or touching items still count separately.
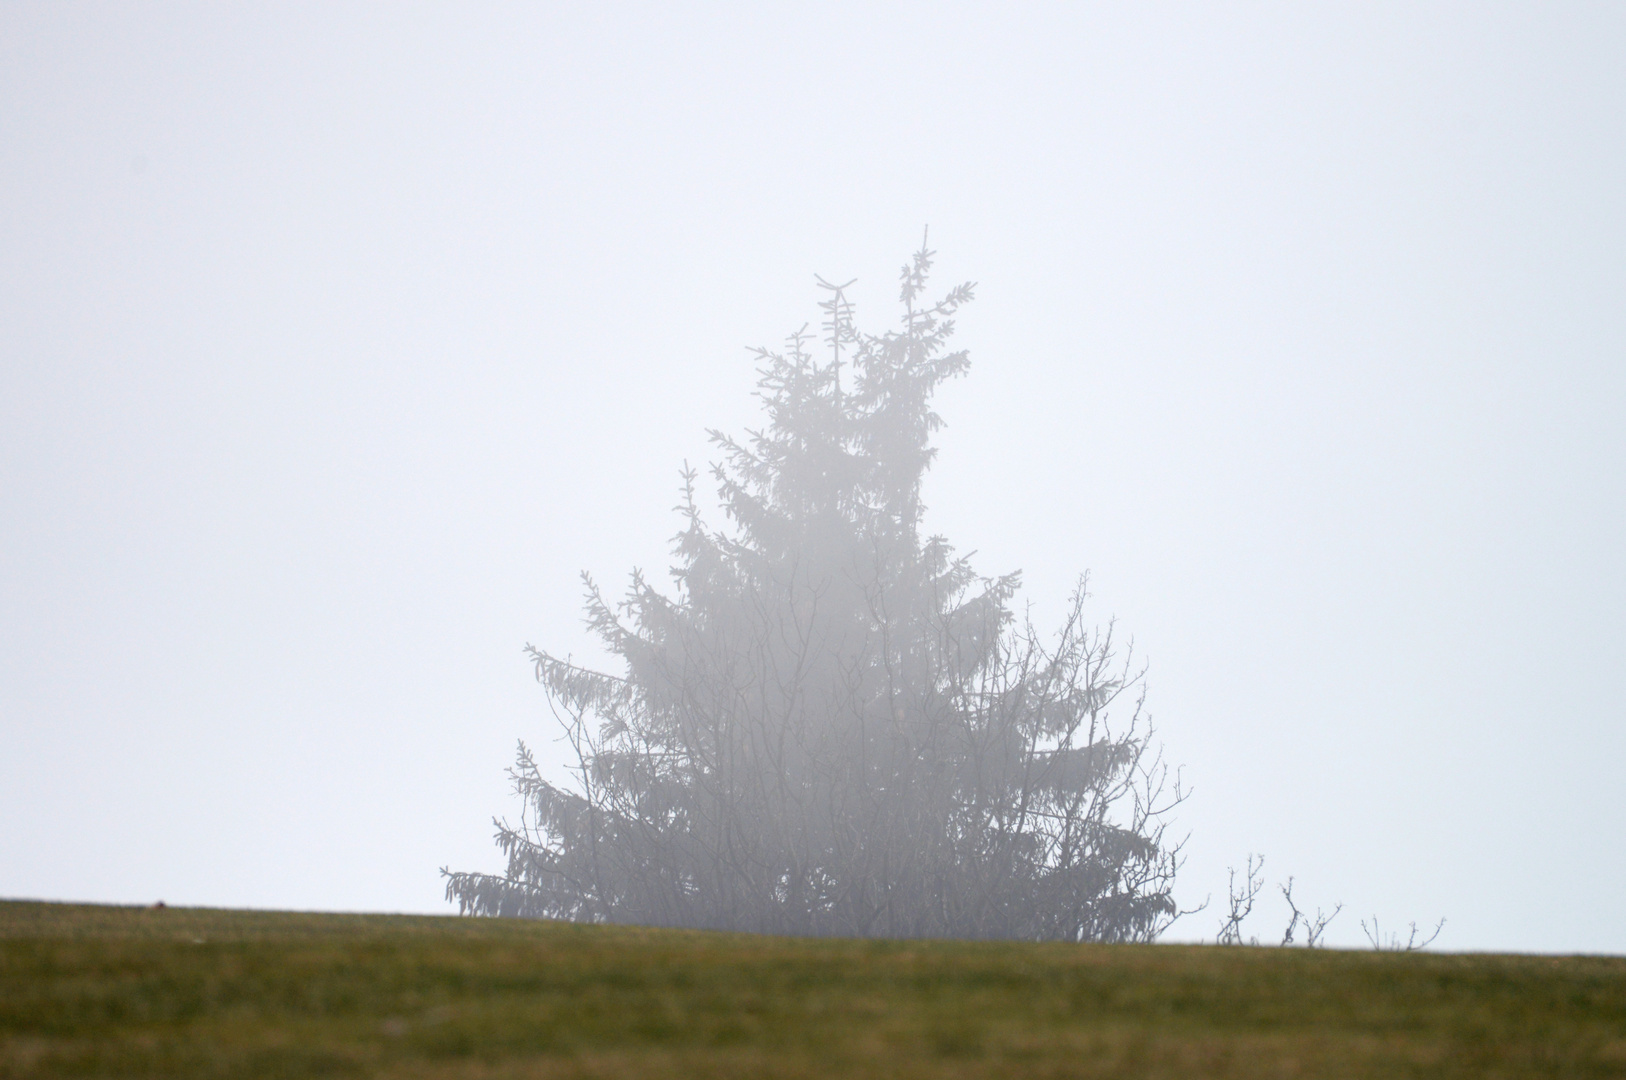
[1362,915,1446,952]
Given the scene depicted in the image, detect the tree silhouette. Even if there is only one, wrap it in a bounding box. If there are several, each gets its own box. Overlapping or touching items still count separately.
[444,235,1185,941]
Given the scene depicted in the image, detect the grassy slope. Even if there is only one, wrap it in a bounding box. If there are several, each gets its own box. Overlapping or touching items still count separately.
[1,901,1622,1079]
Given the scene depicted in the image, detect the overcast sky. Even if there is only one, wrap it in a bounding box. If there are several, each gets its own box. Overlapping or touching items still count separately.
[3,3,1622,953]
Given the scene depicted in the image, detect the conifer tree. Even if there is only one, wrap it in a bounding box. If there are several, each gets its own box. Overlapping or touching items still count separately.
[444,236,1185,941]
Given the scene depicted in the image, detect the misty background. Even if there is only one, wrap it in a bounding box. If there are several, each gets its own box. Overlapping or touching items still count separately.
[2,4,1622,952]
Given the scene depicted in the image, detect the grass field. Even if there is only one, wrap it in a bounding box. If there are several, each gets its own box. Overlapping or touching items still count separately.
[2,900,1622,1078]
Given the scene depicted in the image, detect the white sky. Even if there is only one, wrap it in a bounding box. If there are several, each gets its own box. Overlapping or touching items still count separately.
[3,3,1622,953]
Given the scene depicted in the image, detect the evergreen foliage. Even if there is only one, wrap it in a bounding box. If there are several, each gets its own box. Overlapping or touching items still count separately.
[444,237,1184,941]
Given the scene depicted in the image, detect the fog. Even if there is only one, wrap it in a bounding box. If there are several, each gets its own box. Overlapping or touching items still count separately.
[2,5,1622,952]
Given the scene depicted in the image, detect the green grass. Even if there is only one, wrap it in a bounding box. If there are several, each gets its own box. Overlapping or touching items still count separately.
[2,901,1622,1078]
